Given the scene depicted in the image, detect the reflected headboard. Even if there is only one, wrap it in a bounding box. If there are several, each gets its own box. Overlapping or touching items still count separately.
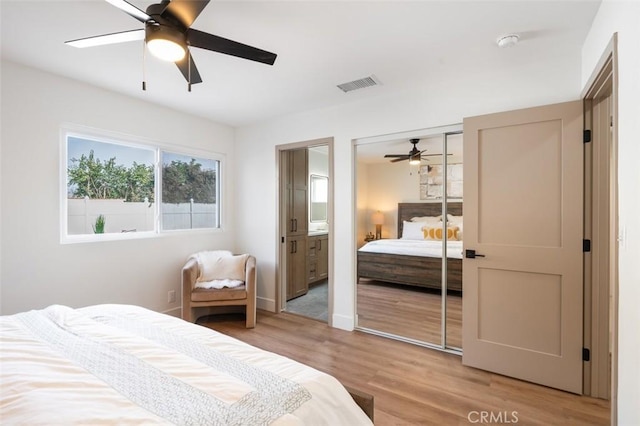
[397,202,463,237]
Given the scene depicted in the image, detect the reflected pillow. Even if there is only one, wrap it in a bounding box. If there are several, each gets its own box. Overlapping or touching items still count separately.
[411,215,441,223]
[447,214,463,240]
[401,221,427,240]
[447,214,463,226]
[423,225,460,241]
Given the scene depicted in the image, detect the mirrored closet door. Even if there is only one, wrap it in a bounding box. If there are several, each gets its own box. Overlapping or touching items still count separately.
[355,126,463,352]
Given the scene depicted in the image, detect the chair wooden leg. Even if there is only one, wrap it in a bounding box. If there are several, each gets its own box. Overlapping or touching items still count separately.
[246,305,256,328]
[182,305,193,323]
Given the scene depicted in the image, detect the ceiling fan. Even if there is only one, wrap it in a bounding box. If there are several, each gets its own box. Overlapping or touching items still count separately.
[65,0,277,89]
[384,139,451,164]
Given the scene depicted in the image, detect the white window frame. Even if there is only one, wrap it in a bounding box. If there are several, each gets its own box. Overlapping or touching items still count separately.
[60,124,224,244]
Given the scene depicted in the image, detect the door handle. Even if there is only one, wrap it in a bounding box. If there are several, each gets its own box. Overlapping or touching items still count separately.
[465,249,486,259]
[293,218,298,232]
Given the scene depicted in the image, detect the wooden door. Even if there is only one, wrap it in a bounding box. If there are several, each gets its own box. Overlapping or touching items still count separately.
[308,235,318,284]
[287,235,308,300]
[462,101,584,394]
[316,234,329,280]
[284,148,309,300]
[288,149,308,236]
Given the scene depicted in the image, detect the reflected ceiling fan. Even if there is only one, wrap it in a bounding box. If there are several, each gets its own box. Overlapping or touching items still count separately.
[65,0,277,89]
[384,139,451,164]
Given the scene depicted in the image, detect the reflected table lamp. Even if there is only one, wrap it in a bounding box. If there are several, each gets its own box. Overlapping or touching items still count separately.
[372,211,384,240]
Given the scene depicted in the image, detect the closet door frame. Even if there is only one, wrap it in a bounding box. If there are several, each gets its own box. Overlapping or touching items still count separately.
[353,124,463,354]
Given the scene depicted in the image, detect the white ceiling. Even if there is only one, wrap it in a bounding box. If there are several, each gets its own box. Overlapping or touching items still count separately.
[0,0,600,127]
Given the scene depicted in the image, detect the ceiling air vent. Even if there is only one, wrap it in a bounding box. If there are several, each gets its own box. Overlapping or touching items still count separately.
[337,75,380,93]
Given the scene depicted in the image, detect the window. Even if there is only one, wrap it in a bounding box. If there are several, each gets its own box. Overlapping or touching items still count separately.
[62,127,221,243]
[161,152,219,231]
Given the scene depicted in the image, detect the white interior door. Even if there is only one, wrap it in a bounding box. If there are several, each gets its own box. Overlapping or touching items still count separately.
[462,101,584,393]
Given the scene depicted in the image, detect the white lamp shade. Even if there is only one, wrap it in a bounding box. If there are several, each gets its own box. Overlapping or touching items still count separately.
[147,38,186,62]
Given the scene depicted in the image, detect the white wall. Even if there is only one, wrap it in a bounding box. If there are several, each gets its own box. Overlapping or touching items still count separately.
[0,61,237,316]
[581,1,640,424]
[235,43,583,330]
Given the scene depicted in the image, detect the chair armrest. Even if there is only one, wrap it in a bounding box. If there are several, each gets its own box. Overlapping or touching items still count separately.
[182,257,199,302]
[245,255,257,295]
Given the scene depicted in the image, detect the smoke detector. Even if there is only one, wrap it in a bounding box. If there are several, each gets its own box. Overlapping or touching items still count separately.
[496,34,520,48]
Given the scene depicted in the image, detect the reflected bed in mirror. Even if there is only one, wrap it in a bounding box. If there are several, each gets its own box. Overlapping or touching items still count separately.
[357,202,463,292]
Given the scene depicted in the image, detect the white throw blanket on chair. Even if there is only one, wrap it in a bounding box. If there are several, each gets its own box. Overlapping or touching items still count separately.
[189,251,248,289]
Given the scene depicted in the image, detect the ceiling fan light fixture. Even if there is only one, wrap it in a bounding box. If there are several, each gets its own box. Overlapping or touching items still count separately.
[409,155,421,165]
[148,39,186,61]
[146,25,186,62]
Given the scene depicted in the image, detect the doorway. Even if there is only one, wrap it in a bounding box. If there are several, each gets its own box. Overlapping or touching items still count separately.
[277,139,332,323]
[354,125,463,352]
[582,38,617,404]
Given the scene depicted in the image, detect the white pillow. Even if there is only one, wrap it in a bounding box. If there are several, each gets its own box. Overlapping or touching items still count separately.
[447,214,463,226]
[198,253,248,282]
[410,215,442,223]
[402,221,426,240]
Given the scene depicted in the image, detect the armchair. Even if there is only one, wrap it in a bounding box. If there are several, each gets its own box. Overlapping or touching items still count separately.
[181,252,256,328]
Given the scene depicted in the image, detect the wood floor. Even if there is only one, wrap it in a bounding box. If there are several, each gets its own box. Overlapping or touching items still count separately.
[199,311,610,426]
[357,279,462,348]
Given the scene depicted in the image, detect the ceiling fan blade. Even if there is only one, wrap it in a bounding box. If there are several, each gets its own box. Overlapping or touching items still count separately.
[421,153,453,157]
[384,154,407,158]
[175,53,203,84]
[66,29,144,48]
[162,0,210,28]
[391,157,409,163]
[187,29,277,65]
[105,0,151,23]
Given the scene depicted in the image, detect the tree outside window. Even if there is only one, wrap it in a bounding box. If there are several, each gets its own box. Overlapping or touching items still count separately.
[161,152,219,230]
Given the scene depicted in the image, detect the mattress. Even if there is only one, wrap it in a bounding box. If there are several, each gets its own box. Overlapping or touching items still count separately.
[0,304,373,425]
[358,238,464,259]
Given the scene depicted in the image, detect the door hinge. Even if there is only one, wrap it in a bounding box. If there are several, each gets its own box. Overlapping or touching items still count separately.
[583,347,591,361]
[583,239,591,252]
[281,236,285,243]
[583,129,592,143]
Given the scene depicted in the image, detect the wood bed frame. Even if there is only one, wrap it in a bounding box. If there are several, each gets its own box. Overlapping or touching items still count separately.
[357,202,463,292]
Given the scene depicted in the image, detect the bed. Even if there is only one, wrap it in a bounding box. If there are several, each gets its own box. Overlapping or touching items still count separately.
[0,304,373,425]
[357,202,463,292]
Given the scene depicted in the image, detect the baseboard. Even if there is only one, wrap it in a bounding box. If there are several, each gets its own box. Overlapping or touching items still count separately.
[257,296,276,313]
[332,313,354,331]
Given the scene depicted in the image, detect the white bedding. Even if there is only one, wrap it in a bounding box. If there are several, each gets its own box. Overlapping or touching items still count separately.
[0,304,372,425]
[359,238,464,259]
